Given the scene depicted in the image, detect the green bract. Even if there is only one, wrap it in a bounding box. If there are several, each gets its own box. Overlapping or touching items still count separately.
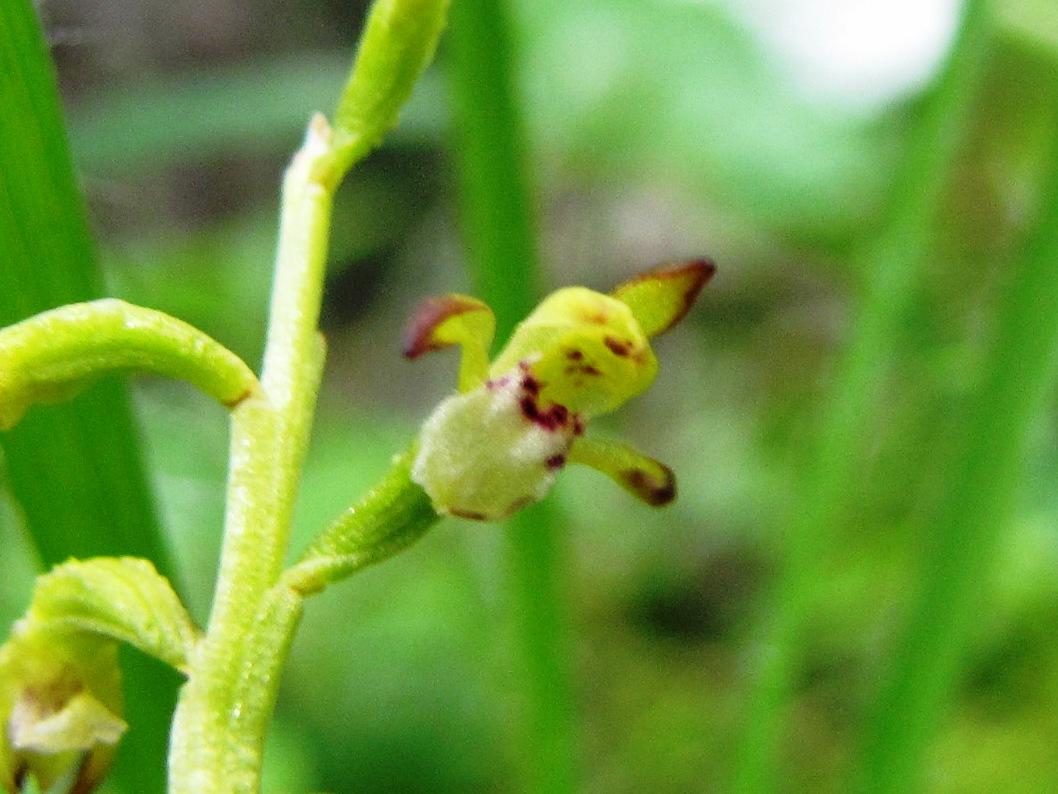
[404,260,715,520]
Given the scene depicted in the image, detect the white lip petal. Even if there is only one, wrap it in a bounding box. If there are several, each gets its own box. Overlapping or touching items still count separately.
[412,369,579,521]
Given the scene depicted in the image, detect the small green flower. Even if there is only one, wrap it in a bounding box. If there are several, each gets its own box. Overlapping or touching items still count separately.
[404,260,715,520]
[0,622,126,794]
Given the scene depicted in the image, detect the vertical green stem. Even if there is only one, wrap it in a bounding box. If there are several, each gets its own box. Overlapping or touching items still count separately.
[167,119,333,793]
[168,0,451,788]
[732,2,993,790]
[503,503,577,794]
[445,0,541,333]
[446,3,576,792]
[211,120,334,645]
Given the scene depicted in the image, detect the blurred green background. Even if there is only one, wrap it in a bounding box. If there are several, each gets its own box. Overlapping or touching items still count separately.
[5,0,1058,791]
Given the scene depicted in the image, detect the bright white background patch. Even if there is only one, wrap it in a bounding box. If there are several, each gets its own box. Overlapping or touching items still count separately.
[716,0,963,111]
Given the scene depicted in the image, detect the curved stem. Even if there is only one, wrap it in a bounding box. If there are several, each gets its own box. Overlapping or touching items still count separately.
[0,299,258,430]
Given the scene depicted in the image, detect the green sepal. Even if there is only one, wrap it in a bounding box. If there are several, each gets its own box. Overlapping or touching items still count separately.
[0,298,259,430]
[611,259,715,338]
[402,294,495,392]
[489,286,658,418]
[567,435,676,506]
[28,557,198,673]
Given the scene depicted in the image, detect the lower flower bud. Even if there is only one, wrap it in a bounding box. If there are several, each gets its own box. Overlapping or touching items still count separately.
[0,624,125,794]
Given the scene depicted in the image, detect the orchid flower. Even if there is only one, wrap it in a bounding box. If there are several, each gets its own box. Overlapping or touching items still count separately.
[403,259,715,521]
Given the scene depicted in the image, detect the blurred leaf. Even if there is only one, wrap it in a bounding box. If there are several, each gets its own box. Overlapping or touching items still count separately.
[998,0,1058,55]
[733,0,995,790]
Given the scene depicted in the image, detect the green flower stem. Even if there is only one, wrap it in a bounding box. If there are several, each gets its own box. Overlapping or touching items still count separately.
[0,299,258,430]
[207,452,436,792]
[216,583,304,793]
[167,393,285,794]
[732,1,993,790]
[169,441,437,792]
[168,1,451,790]
[222,115,336,615]
[167,137,328,781]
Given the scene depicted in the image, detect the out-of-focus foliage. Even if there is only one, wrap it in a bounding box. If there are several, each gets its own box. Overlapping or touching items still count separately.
[1,0,1056,791]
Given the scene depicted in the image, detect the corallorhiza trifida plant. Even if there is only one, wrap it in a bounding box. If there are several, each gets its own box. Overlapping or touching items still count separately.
[0,0,715,791]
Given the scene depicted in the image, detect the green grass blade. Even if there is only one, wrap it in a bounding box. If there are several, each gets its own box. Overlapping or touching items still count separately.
[852,87,1058,793]
[0,2,179,792]
[445,2,576,792]
[0,0,177,575]
[731,2,994,790]
[445,0,541,337]
[501,502,577,794]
